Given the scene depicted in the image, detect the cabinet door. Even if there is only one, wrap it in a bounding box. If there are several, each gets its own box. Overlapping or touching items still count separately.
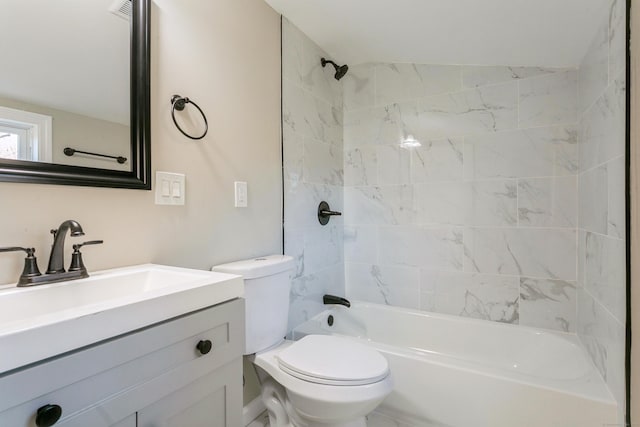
[55,410,136,427]
[138,359,242,427]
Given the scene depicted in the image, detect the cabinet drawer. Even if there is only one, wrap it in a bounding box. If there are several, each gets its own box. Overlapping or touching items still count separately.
[0,298,244,426]
[56,413,136,427]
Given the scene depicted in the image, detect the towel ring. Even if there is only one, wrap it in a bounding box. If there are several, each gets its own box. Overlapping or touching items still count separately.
[170,94,208,140]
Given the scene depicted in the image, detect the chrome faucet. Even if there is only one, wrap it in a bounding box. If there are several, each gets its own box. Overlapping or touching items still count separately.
[46,220,85,274]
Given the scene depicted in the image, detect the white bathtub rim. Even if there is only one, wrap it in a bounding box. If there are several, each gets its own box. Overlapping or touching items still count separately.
[337,301,581,338]
[363,337,615,405]
[314,301,603,373]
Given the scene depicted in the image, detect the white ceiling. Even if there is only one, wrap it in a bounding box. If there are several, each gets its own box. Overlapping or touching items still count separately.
[1,0,130,124]
[265,0,610,67]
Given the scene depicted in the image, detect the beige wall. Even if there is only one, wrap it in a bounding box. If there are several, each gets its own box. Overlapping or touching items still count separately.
[0,0,282,284]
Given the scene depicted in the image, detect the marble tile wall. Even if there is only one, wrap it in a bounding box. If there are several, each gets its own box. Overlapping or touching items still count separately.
[281,1,626,420]
[576,0,627,415]
[343,61,580,334]
[282,19,345,331]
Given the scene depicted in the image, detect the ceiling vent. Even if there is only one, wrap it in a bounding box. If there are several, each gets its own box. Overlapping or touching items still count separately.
[109,0,132,21]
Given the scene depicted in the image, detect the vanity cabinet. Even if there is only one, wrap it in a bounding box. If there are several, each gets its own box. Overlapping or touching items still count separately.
[0,298,244,427]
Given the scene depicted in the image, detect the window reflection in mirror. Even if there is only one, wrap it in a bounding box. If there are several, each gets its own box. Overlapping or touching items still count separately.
[0,106,52,162]
[0,0,131,172]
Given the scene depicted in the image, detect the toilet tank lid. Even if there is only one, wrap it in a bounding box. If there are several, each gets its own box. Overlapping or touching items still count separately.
[211,255,294,279]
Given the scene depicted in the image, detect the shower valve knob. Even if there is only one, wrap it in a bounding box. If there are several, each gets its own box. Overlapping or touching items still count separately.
[318,201,342,226]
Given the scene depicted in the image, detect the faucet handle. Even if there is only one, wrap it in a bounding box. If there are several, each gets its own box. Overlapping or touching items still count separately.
[0,246,34,255]
[0,246,42,284]
[69,240,103,273]
[72,240,104,250]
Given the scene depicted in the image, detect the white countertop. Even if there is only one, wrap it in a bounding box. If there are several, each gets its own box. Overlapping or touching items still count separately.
[0,264,244,374]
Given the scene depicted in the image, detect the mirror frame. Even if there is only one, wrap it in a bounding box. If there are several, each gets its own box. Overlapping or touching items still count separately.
[0,0,151,190]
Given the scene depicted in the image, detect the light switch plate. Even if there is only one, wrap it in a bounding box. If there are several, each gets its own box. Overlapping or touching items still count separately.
[155,172,185,205]
[234,181,247,208]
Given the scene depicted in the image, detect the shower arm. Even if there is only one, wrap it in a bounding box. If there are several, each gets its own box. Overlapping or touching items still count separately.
[321,58,338,68]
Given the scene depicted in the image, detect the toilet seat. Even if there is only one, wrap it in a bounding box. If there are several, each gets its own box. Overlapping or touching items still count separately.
[276,335,389,386]
[253,337,394,425]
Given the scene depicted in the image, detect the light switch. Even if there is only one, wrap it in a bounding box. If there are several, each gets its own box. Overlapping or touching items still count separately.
[161,179,170,197]
[171,181,181,198]
[155,172,186,205]
[234,181,248,208]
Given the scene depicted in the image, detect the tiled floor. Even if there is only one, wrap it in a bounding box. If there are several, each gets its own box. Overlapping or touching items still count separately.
[246,412,269,427]
[245,411,422,427]
[367,412,418,427]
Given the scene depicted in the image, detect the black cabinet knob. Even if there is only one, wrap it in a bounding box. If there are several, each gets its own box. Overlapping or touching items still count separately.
[196,340,212,355]
[36,404,62,426]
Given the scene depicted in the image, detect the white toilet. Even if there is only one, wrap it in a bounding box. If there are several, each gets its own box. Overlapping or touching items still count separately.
[212,255,392,427]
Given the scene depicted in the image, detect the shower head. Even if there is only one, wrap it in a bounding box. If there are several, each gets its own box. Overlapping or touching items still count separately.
[321,58,349,81]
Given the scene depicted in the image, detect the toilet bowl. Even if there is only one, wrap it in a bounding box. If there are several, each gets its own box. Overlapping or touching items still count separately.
[212,255,392,427]
[254,336,392,426]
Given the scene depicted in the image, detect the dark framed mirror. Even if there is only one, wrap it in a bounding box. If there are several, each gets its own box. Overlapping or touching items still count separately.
[0,0,151,189]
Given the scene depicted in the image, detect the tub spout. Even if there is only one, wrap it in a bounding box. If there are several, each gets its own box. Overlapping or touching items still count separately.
[323,294,351,308]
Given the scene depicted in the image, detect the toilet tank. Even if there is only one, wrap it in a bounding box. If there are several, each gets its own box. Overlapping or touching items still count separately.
[212,255,294,355]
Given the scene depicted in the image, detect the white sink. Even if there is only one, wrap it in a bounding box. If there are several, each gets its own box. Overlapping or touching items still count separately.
[0,264,244,374]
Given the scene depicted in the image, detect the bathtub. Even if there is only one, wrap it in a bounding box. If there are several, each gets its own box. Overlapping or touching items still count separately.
[291,302,618,427]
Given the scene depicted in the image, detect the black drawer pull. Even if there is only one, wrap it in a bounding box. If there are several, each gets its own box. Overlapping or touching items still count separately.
[196,340,213,355]
[36,404,62,426]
